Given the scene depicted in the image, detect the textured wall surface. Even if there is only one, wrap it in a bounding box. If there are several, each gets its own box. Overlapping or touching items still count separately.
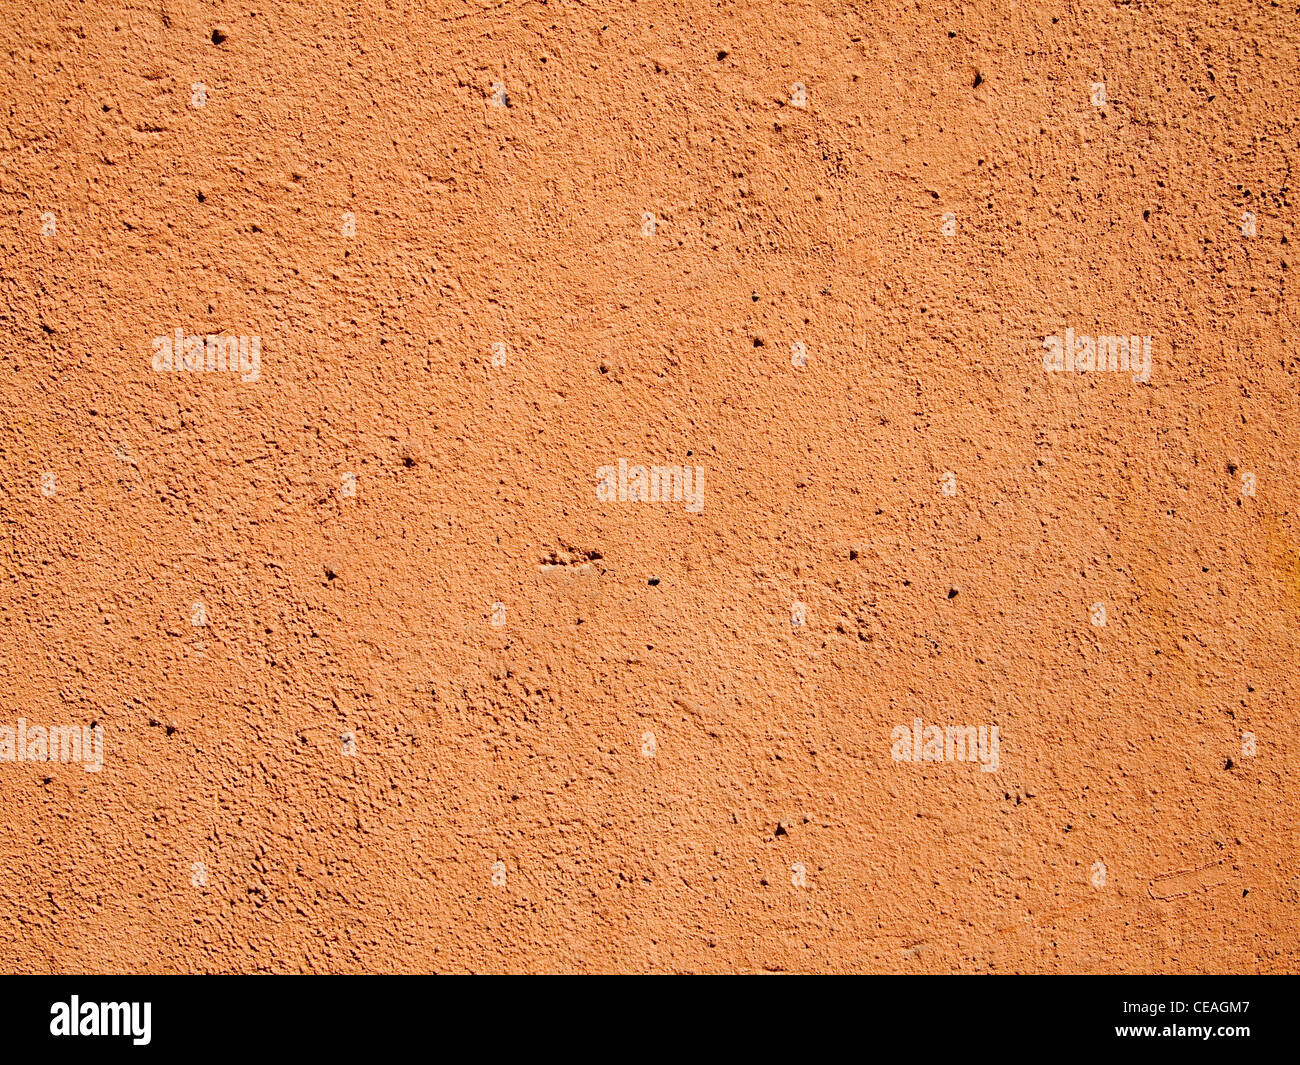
[1,0,1297,974]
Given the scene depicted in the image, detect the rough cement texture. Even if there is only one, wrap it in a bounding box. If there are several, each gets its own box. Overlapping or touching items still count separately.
[1,0,1297,974]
